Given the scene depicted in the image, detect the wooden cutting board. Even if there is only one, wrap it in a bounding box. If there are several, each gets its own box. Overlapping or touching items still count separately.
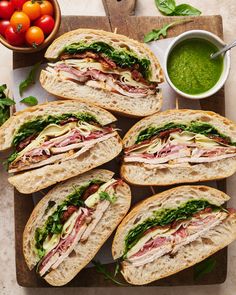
[13,0,227,287]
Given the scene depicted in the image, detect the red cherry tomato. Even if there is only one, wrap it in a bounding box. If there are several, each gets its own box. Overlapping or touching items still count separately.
[0,20,10,37]
[25,26,44,47]
[5,25,25,46]
[12,0,27,10]
[0,1,15,20]
[34,14,54,35]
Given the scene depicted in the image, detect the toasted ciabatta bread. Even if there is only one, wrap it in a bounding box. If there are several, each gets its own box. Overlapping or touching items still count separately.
[121,109,236,185]
[23,169,131,286]
[40,29,163,117]
[112,185,236,285]
[0,100,122,194]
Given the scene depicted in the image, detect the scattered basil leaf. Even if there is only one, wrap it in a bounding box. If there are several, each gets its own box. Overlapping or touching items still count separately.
[144,19,192,43]
[92,260,127,286]
[20,96,38,106]
[155,0,176,15]
[155,0,201,16]
[19,62,41,96]
[194,257,216,280]
[172,4,201,16]
[0,84,15,126]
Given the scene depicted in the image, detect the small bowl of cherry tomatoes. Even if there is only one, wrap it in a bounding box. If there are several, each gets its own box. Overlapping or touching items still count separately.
[0,0,61,52]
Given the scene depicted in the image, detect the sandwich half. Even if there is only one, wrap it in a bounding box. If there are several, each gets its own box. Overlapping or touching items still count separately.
[0,100,122,194]
[40,29,164,117]
[121,109,236,185]
[112,185,236,285]
[23,169,131,286]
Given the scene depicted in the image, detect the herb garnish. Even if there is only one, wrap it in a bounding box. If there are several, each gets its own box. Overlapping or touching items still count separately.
[19,62,41,96]
[99,191,117,204]
[20,96,38,106]
[92,260,127,286]
[194,257,217,280]
[155,0,201,16]
[144,19,192,43]
[0,84,15,126]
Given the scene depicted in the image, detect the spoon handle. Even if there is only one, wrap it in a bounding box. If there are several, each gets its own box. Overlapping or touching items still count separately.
[211,39,236,59]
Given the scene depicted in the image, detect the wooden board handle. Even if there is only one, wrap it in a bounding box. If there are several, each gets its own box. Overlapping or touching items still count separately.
[102,0,136,18]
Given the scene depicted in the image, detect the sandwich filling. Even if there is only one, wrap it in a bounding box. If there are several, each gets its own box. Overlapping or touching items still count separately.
[123,199,235,266]
[124,121,236,167]
[7,112,116,172]
[35,178,123,276]
[45,41,160,98]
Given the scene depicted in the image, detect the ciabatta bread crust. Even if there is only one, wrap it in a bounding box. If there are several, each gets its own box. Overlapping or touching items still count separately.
[23,169,131,286]
[121,109,236,185]
[112,185,236,285]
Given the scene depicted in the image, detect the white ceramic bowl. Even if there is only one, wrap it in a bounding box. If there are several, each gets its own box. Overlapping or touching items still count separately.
[164,30,231,99]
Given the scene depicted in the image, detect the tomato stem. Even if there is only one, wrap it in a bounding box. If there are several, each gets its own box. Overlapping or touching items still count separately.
[17,24,23,33]
[32,42,38,48]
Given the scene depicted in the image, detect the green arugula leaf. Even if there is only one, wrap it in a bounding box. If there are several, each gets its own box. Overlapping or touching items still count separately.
[92,260,127,286]
[19,62,41,96]
[194,257,216,280]
[99,191,117,204]
[20,96,38,106]
[155,0,176,15]
[172,4,201,16]
[0,84,7,94]
[144,19,192,43]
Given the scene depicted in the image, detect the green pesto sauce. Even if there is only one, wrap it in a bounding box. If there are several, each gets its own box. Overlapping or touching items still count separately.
[167,38,223,95]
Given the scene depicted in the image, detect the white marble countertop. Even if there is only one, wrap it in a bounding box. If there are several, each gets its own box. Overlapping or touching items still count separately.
[1,1,236,294]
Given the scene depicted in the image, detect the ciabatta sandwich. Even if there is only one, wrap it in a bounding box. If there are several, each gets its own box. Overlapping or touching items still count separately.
[121,109,236,185]
[40,29,164,117]
[0,100,122,194]
[112,185,236,285]
[23,169,131,286]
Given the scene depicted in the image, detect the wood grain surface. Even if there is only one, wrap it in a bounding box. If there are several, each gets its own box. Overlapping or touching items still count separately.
[13,0,227,287]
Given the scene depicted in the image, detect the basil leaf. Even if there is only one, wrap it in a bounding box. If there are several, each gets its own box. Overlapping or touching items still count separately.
[19,62,41,96]
[0,84,15,126]
[0,97,15,107]
[144,19,192,43]
[172,4,201,16]
[194,257,216,280]
[155,0,176,15]
[20,96,38,106]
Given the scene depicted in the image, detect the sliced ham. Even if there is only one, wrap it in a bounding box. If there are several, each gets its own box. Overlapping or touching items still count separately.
[9,132,116,173]
[127,211,228,267]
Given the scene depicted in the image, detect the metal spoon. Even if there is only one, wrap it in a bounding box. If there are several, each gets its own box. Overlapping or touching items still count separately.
[211,39,236,59]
